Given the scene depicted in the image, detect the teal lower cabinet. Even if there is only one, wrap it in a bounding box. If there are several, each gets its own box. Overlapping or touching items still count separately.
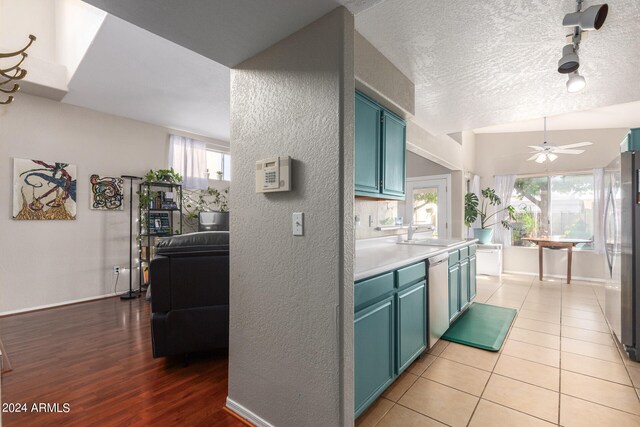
[354,296,395,417]
[448,263,460,322]
[460,258,470,311]
[397,280,427,373]
[448,243,478,324]
[354,261,426,417]
[469,254,477,300]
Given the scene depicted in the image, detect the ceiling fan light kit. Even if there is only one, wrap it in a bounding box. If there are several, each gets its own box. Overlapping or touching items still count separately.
[527,117,593,164]
[558,0,608,92]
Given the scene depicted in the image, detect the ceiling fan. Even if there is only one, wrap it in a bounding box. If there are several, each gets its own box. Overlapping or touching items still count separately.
[527,117,592,163]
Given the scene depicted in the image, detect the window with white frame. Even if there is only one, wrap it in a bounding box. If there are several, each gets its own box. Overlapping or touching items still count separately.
[511,173,594,249]
[206,148,231,181]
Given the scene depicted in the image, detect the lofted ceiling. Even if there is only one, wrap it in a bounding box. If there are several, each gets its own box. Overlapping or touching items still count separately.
[63,14,231,141]
[82,0,384,67]
[75,0,640,139]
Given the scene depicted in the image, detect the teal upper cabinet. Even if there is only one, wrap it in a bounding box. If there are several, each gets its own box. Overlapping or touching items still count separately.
[382,111,406,198]
[355,93,380,195]
[355,91,406,200]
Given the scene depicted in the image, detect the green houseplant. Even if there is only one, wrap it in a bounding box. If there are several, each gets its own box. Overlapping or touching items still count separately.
[464,187,516,244]
[144,168,182,184]
[182,187,229,232]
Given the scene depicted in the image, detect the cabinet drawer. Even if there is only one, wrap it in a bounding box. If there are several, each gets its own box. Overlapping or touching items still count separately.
[459,246,469,259]
[448,251,459,266]
[469,244,477,256]
[396,262,426,288]
[355,272,395,310]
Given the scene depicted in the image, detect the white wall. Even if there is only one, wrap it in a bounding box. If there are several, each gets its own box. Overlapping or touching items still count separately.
[228,7,354,427]
[54,0,106,77]
[406,151,451,177]
[475,128,628,280]
[0,94,225,314]
[354,31,414,118]
[407,121,462,171]
[0,0,105,101]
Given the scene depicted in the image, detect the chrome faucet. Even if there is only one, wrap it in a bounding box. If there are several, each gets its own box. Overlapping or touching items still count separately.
[407,222,416,241]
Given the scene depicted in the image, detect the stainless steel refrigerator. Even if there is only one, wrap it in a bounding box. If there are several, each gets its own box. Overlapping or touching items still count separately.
[604,130,640,360]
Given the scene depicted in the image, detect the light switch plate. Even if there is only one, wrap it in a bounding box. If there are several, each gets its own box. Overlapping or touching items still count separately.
[293,212,304,236]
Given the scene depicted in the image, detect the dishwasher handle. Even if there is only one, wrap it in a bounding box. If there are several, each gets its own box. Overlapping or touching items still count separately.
[427,252,449,267]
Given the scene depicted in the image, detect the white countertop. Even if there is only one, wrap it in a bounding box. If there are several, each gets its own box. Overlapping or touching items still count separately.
[355,236,479,281]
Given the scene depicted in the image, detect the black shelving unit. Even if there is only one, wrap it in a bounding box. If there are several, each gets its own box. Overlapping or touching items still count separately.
[138,181,183,291]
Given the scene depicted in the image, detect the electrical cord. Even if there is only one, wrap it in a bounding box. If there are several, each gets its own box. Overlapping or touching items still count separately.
[113,271,120,295]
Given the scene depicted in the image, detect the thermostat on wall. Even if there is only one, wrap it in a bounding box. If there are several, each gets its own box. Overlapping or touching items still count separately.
[255,156,291,193]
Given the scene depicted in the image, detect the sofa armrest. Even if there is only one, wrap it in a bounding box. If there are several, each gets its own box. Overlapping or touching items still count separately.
[150,256,171,313]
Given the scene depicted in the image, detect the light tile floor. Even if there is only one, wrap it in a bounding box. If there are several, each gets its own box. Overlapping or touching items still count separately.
[356,274,640,427]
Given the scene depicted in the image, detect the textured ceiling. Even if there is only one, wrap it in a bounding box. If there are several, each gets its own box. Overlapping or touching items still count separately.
[63,15,230,141]
[355,0,640,134]
[83,0,384,67]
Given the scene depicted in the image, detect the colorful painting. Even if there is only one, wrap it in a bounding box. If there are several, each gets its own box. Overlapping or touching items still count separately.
[13,158,77,220]
[90,175,124,211]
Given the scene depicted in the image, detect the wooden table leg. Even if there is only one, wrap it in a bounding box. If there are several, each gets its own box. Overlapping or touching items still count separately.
[567,245,572,284]
[539,245,543,281]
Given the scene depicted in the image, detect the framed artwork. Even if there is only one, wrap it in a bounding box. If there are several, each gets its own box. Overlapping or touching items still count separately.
[90,175,124,211]
[13,158,77,220]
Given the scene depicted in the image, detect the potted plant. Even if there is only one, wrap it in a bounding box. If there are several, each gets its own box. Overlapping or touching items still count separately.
[464,187,516,244]
[182,187,229,232]
[144,168,182,184]
[216,171,223,180]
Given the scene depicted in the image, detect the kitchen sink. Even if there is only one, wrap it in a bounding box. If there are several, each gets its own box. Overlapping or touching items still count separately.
[398,238,463,247]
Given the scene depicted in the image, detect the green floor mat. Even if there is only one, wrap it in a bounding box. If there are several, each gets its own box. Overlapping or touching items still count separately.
[441,303,517,352]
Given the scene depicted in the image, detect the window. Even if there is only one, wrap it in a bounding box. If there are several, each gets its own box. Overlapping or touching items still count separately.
[206,149,231,181]
[511,173,594,249]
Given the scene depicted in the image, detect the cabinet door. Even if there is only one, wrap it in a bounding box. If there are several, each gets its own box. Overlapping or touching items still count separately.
[397,281,427,373]
[460,259,469,311]
[448,264,460,322]
[355,296,395,417]
[355,93,381,196]
[381,111,406,198]
[469,255,477,301]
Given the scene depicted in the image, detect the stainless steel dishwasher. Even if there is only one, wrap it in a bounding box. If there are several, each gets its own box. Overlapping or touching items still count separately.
[427,252,450,348]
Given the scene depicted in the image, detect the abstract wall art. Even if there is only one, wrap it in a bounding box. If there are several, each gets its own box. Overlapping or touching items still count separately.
[13,158,77,220]
[90,175,124,211]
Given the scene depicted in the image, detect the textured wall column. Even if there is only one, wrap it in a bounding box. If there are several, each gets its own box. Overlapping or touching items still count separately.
[228,7,354,427]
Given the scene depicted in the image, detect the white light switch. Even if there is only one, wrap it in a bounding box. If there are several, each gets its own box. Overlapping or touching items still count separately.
[293,212,304,236]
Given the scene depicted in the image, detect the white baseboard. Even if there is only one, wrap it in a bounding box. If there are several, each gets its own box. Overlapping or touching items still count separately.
[502,270,607,283]
[226,397,274,427]
[0,293,116,317]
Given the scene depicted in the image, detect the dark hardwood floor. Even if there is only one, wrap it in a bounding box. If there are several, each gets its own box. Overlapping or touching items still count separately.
[0,296,244,426]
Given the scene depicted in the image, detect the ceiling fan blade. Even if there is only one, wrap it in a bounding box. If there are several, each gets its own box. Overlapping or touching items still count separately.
[557,141,592,149]
[527,154,540,161]
[552,149,585,154]
[528,145,545,151]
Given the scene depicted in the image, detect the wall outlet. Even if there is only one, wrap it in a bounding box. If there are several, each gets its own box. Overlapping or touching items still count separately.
[113,266,120,275]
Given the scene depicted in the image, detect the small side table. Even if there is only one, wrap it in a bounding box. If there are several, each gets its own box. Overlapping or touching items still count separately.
[522,237,592,284]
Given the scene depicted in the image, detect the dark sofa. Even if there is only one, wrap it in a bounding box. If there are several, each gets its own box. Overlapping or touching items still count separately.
[150,231,229,358]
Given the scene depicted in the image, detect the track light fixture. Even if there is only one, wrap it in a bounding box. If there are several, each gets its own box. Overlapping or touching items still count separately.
[566,71,586,92]
[558,44,580,74]
[557,1,608,93]
[563,3,608,31]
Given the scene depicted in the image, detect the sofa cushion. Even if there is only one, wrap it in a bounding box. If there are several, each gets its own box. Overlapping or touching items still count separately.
[156,231,229,256]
